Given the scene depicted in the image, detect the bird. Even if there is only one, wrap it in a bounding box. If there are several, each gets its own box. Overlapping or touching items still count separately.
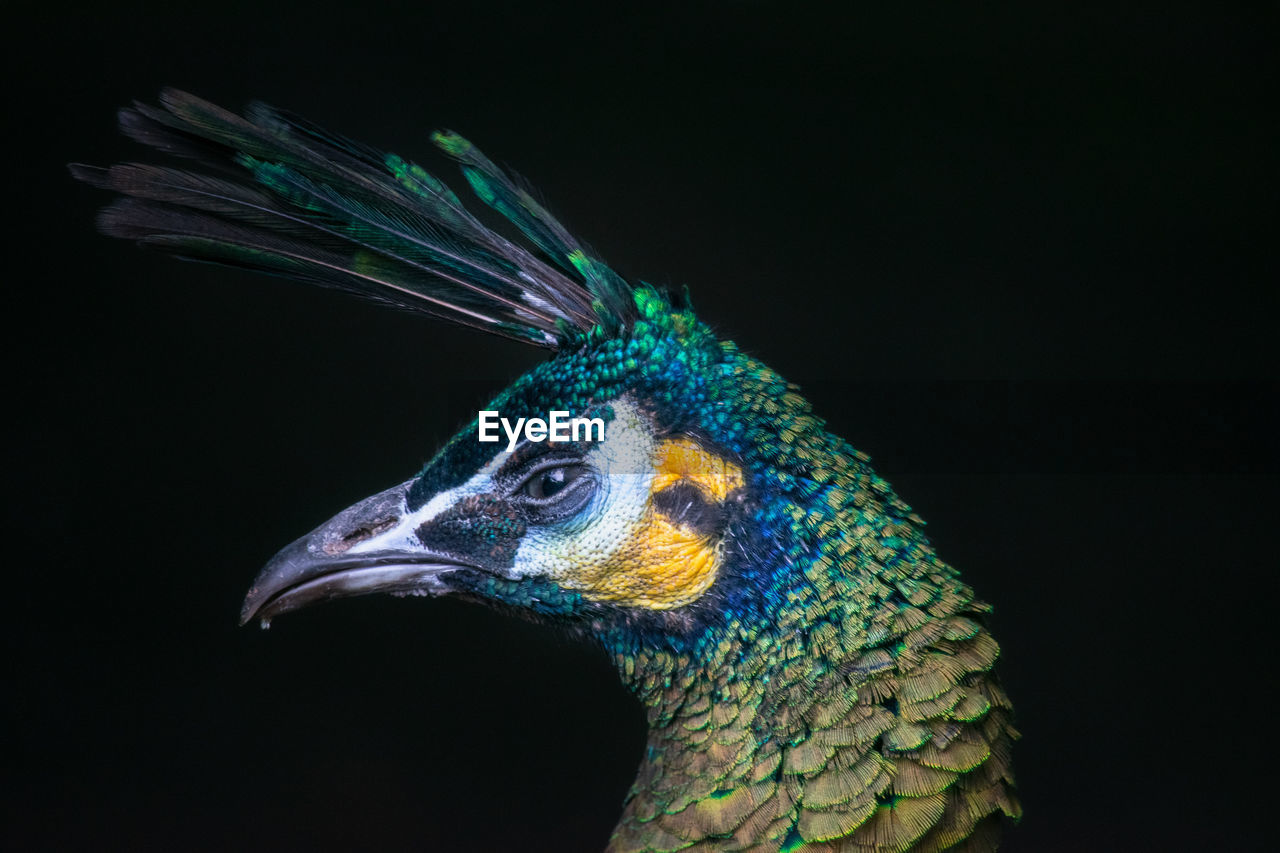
[73,89,1020,852]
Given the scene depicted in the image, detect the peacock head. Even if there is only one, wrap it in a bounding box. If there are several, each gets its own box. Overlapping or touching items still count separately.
[241,290,782,647]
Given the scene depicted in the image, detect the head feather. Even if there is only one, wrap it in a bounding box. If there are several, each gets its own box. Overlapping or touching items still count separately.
[71,88,636,348]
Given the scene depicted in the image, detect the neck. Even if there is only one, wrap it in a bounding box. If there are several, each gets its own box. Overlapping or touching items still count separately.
[601,359,1018,850]
[601,547,1019,852]
[606,626,796,852]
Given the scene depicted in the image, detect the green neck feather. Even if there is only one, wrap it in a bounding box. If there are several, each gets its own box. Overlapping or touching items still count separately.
[601,370,1020,852]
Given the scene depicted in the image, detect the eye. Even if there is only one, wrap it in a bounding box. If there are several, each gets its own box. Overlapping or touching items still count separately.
[523,464,589,501]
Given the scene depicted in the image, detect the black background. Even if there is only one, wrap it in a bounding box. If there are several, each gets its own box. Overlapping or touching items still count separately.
[10,2,1275,851]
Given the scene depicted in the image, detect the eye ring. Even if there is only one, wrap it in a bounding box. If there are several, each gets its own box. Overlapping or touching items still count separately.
[515,460,594,505]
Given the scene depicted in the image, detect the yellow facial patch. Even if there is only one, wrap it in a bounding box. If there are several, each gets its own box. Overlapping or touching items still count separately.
[575,437,744,610]
[510,401,748,611]
[653,437,745,502]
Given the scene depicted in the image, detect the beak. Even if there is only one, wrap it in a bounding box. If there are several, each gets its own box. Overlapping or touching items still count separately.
[240,478,472,628]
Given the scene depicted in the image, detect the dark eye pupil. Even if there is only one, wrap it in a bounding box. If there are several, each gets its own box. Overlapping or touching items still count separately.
[526,465,583,500]
[540,469,568,496]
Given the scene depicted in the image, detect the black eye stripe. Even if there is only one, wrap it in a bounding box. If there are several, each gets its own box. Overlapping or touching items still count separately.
[651,481,725,536]
[414,494,526,568]
[495,439,555,479]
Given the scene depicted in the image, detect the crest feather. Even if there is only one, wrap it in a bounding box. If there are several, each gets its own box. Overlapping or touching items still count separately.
[72,88,636,347]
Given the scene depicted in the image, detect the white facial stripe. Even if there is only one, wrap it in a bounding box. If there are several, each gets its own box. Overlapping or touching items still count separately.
[346,398,651,578]
[345,448,512,556]
[509,399,654,581]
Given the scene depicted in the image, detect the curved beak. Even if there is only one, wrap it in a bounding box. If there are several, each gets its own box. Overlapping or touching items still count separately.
[240,479,471,628]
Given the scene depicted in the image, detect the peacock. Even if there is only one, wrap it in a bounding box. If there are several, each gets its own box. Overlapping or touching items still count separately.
[73,90,1020,852]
